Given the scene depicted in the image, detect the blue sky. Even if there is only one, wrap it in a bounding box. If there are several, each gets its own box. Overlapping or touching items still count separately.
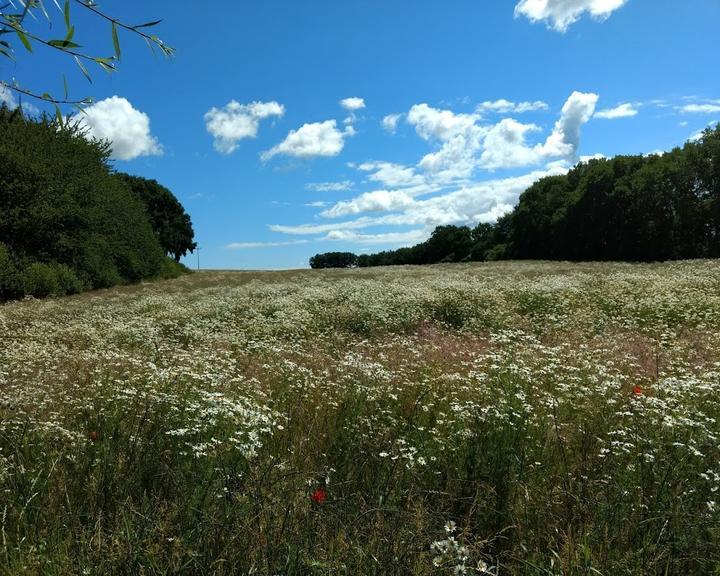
[3,0,720,269]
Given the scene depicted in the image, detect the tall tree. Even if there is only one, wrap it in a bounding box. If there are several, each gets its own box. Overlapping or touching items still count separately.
[117,175,197,262]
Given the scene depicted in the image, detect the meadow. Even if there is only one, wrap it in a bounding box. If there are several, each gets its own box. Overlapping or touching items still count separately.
[1,261,719,575]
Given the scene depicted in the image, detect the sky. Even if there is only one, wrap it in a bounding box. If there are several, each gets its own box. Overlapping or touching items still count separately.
[2,0,720,270]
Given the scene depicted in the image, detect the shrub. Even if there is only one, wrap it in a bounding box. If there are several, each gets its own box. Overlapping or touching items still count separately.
[0,242,21,300]
[0,109,194,300]
[22,262,61,297]
[157,257,192,279]
[20,261,86,298]
[52,262,86,295]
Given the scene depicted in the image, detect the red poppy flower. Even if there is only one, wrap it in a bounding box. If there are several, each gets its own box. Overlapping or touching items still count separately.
[632,385,643,396]
[89,431,99,443]
[311,488,326,504]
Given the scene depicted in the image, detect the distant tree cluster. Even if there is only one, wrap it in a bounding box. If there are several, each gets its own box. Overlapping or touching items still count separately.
[309,252,358,269]
[310,124,720,268]
[0,105,195,300]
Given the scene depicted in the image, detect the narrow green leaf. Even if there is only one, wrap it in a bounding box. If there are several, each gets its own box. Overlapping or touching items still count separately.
[41,92,53,100]
[144,36,156,56]
[63,74,68,100]
[48,39,81,48]
[63,0,70,30]
[73,55,92,83]
[94,57,116,73]
[111,21,121,60]
[132,20,162,29]
[37,0,50,21]
[54,104,64,127]
[14,28,32,52]
[65,25,75,42]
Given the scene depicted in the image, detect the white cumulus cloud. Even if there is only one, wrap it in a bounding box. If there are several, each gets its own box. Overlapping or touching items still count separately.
[77,96,162,161]
[205,100,284,154]
[262,120,353,161]
[538,91,599,158]
[595,103,638,119]
[409,91,598,175]
[515,0,629,32]
[408,104,487,180]
[479,119,543,170]
[340,97,366,111]
[358,161,425,188]
[0,84,17,108]
[321,190,415,218]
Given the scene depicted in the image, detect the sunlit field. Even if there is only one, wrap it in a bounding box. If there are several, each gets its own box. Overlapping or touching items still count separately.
[2,261,720,575]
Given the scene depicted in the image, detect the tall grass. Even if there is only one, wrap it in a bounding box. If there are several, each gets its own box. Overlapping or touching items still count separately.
[1,261,719,574]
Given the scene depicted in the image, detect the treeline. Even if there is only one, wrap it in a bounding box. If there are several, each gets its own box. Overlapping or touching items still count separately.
[310,124,720,268]
[0,105,196,300]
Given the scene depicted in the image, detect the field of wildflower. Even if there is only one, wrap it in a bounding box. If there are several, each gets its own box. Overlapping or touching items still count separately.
[1,261,720,575]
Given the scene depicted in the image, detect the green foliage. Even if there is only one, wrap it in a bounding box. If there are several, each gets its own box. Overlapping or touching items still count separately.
[117,174,197,262]
[357,124,720,267]
[309,251,358,268]
[0,1,172,106]
[0,106,191,301]
[21,261,83,297]
[0,242,22,299]
[157,257,192,279]
[2,263,720,573]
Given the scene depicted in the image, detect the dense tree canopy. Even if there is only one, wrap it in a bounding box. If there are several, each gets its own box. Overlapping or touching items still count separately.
[117,174,197,262]
[309,252,358,269]
[312,124,720,268]
[0,106,191,300]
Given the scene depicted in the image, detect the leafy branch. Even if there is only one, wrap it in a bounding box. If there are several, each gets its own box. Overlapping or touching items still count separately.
[0,0,172,106]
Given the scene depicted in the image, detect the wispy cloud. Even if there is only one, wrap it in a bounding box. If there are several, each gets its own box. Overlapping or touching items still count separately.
[305,181,354,192]
[227,240,309,249]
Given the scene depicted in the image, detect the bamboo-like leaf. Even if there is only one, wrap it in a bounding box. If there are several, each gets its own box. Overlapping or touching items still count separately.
[111,21,120,60]
[48,38,80,48]
[37,0,50,21]
[64,24,74,42]
[132,19,162,29]
[94,56,116,72]
[143,36,156,56]
[73,54,91,82]
[63,0,69,30]
[54,103,63,127]
[63,74,68,99]
[14,27,32,51]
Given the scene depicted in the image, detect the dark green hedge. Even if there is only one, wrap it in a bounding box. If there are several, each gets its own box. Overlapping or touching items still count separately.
[0,105,193,300]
